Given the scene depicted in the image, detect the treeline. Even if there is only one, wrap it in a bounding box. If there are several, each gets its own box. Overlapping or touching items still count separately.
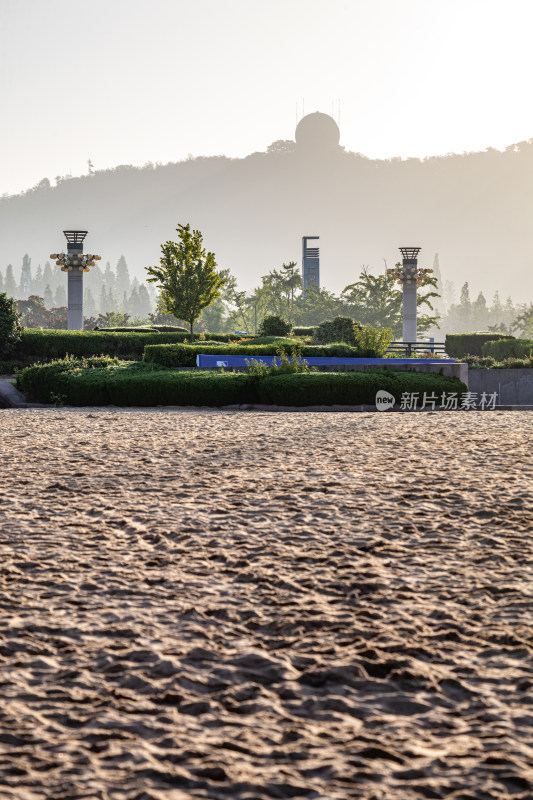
[2,250,531,339]
[195,257,531,339]
[0,255,156,323]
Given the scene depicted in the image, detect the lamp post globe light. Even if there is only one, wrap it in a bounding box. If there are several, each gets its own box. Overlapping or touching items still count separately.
[50,231,101,330]
[387,247,433,343]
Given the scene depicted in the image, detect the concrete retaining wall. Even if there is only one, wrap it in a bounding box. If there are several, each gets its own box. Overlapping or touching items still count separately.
[468,369,533,404]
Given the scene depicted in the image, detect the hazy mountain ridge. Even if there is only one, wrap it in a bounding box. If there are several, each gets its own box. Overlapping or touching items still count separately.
[1,139,532,298]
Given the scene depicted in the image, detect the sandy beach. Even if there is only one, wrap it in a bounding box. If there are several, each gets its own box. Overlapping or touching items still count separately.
[0,408,532,800]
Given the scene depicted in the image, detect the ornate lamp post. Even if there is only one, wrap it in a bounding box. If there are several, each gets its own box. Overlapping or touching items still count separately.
[50,231,101,330]
[387,247,433,343]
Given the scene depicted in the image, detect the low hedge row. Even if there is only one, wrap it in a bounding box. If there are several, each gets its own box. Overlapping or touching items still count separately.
[17,358,466,407]
[445,332,513,358]
[481,338,533,360]
[258,371,466,407]
[143,342,376,368]
[293,327,315,336]
[13,329,246,362]
[464,355,533,369]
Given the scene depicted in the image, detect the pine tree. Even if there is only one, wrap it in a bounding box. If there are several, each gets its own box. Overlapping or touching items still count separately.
[103,262,116,293]
[99,285,109,314]
[19,255,32,300]
[33,264,44,297]
[89,263,104,297]
[128,286,141,317]
[137,284,151,319]
[432,253,443,313]
[471,291,488,330]
[107,288,119,312]
[0,270,4,293]
[42,262,54,293]
[116,255,131,297]
[4,264,17,298]
[84,287,96,318]
[54,285,67,307]
[44,284,53,308]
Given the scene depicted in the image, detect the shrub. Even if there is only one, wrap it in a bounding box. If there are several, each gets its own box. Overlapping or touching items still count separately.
[463,355,498,369]
[143,342,372,368]
[237,336,301,346]
[0,293,23,357]
[482,338,533,361]
[16,358,466,408]
[353,325,393,358]
[258,370,467,407]
[445,332,514,358]
[17,359,257,406]
[500,356,533,368]
[293,327,316,336]
[313,316,359,346]
[258,315,292,337]
[246,346,314,377]
[13,329,244,363]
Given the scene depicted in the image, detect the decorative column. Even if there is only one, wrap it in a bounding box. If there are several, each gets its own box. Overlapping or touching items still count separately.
[50,231,101,330]
[387,247,433,343]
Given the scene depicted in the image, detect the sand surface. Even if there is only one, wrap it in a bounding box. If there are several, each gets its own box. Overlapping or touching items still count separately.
[0,408,532,800]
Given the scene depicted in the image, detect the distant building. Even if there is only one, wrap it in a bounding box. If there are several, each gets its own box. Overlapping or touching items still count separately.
[302,236,320,291]
[295,112,342,152]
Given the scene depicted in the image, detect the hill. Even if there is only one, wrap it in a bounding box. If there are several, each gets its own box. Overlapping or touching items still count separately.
[1,117,532,299]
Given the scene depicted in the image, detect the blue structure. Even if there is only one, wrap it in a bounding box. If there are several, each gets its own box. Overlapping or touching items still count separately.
[196,355,455,368]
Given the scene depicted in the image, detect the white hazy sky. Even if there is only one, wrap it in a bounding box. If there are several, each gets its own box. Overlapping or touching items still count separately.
[2,0,533,196]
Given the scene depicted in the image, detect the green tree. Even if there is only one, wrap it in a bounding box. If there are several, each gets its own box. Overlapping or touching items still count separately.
[4,264,17,299]
[199,269,237,332]
[54,285,67,307]
[84,286,96,318]
[511,303,533,338]
[341,267,439,337]
[116,255,131,297]
[17,295,51,328]
[292,284,344,326]
[137,284,152,319]
[342,270,402,334]
[44,284,53,308]
[96,311,131,328]
[0,292,23,354]
[146,223,226,341]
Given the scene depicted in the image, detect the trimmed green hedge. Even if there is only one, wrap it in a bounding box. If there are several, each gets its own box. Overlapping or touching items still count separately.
[17,358,466,407]
[293,327,315,336]
[482,338,533,360]
[16,360,256,406]
[143,342,376,368]
[13,329,246,362]
[93,325,188,333]
[445,332,514,358]
[236,336,302,346]
[257,371,466,406]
